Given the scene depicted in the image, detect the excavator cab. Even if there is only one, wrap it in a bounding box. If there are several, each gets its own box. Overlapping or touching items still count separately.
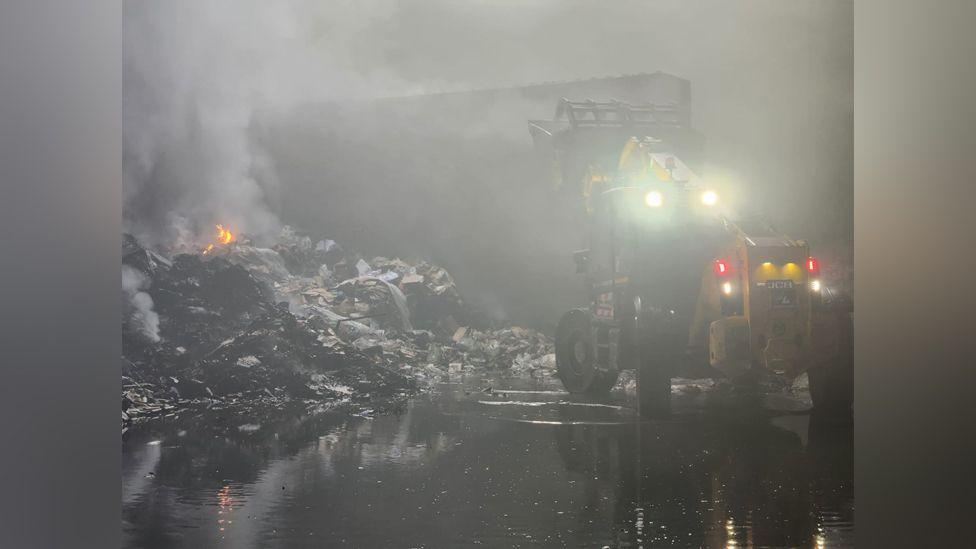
[531,97,852,417]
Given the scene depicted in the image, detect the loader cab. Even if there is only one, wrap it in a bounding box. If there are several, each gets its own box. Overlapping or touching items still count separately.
[584,183,728,354]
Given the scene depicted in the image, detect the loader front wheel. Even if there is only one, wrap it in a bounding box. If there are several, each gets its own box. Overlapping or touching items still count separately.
[556,309,616,393]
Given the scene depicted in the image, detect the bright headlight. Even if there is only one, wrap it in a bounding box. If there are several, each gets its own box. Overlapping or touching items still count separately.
[645,190,663,207]
[701,190,719,206]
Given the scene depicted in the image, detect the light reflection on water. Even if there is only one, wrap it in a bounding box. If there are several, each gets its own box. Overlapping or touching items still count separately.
[122,374,853,548]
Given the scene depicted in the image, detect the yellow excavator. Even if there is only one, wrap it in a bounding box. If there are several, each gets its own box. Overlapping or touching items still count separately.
[529,99,852,417]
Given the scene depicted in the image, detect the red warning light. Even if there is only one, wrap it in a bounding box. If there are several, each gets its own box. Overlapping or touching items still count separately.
[806,256,819,274]
[713,258,731,277]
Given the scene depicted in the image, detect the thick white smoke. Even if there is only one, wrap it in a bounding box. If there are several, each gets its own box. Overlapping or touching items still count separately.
[122,1,407,247]
[124,1,851,250]
[123,1,851,325]
[122,266,160,342]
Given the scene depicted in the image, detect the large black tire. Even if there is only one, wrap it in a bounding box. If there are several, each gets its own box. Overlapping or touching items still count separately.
[809,311,853,416]
[555,309,618,394]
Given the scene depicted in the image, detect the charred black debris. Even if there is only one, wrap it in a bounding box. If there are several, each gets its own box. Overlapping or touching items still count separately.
[122,229,555,432]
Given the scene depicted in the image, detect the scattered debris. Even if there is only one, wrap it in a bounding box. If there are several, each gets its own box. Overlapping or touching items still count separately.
[121,228,555,431]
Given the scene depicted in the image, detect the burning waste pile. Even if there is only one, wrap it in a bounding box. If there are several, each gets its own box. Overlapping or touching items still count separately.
[122,225,555,430]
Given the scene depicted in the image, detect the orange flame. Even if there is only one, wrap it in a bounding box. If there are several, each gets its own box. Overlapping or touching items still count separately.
[216,224,234,245]
[201,224,235,255]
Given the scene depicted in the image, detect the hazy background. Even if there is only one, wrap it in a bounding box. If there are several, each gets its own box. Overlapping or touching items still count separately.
[123,0,852,329]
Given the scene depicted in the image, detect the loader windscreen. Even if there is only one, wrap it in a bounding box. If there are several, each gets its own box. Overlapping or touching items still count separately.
[592,186,728,315]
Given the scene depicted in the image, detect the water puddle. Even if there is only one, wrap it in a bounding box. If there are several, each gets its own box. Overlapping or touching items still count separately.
[123,372,853,547]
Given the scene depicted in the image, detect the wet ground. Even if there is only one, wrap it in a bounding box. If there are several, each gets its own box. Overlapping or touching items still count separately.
[122,373,853,548]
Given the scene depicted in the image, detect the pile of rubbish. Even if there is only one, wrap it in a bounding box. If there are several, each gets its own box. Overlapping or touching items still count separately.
[122,228,554,430]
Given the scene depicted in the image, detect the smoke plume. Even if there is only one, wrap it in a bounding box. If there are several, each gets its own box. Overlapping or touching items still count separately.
[122,1,409,247]
[124,1,851,325]
[122,266,160,342]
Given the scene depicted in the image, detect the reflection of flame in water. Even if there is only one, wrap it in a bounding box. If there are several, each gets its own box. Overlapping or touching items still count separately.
[202,224,234,255]
[217,484,235,537]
